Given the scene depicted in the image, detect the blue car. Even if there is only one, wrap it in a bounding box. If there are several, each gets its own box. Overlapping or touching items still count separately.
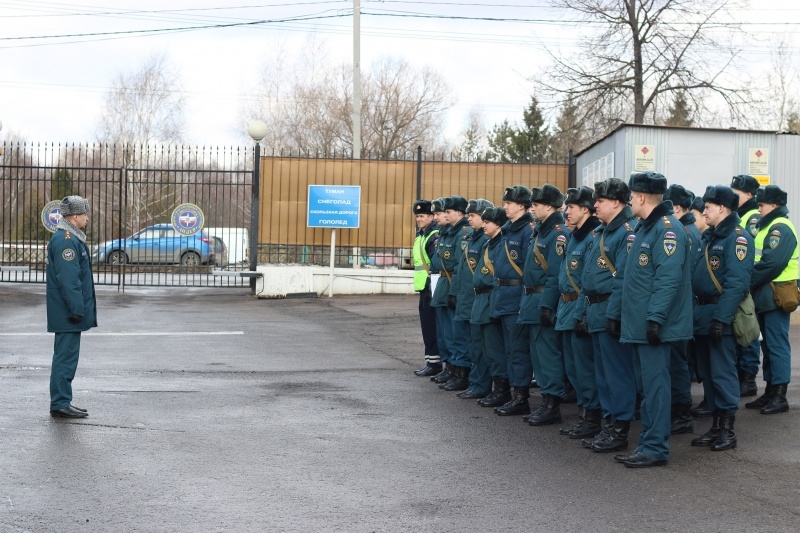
[92,224,217,266]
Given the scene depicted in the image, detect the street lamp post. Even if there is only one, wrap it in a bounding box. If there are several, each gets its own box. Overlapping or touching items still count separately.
[247,121,268,295]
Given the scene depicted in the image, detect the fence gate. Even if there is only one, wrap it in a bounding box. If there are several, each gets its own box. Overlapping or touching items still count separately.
[1,143,255,288]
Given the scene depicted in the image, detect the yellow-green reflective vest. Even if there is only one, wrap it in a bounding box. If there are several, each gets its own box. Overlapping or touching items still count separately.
[754,216,800,282]
[413,229,438,291]
[739,208,759,237]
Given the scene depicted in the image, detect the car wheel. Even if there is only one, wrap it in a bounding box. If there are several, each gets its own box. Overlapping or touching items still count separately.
[108,250,128,265]
[180,251,201,267]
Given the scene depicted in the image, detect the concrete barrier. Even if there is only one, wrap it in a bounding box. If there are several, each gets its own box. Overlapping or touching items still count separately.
[254,265,414,298]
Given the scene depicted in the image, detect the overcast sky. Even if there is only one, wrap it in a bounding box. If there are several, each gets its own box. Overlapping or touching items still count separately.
[1,0,799,147]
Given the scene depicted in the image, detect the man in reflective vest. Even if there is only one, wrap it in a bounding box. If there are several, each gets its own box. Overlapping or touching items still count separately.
[412,200,441,377]
[746,185,798,415]
[731,174,762,398]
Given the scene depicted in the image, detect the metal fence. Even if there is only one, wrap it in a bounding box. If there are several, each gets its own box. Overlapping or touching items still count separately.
[1,142,572,287]
[1,142,253,287]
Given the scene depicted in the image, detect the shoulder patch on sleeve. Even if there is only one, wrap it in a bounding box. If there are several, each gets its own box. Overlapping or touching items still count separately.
[61,248,76,261]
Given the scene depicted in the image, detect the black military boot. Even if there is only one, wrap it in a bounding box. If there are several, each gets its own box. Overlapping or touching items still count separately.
[569,408,602,439]
[745,383,774,409]
[710,411,737,451]
[691,412,721,447]
[691,397,712,418]
[441,366,470,391]
[528,395,562,426]
[478,377,511,407]
[760,383,789,415]
[591,420,630,453]
[494,387,530,416]
[431,362,453,384]
[457,387,486,399]
[559,408,585,435]
[739,371,758,397]
[414,362,442,377]
[582,419,613,448]
[670,403,693,434]
[522,396,548,424]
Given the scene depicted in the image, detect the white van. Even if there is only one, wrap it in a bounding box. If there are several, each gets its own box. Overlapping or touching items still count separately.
[205,227,249,265]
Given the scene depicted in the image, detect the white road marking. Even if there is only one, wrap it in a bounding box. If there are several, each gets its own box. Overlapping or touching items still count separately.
[0,331,244,336]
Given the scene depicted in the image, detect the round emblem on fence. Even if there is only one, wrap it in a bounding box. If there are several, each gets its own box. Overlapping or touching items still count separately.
[171,203,205,236]
[41,201,63,233]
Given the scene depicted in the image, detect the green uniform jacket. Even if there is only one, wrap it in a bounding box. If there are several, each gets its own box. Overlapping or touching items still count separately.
[431,217,470,307]
[621,201,693,344]
[556,216,601,331]
[470,234,501,325]
[518,211,568,325]
[576,206,636,333]
[691,213,753,335]
[455,227,489,321]
[46,228,98,332]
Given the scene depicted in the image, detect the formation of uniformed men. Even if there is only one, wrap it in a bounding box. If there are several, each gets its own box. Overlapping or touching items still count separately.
[412,173,798,468]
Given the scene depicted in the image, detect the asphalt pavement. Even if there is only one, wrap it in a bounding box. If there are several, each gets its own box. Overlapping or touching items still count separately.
[1,283,799,532]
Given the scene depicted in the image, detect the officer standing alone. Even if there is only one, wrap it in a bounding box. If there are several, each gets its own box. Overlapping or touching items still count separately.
[47,195,96,419]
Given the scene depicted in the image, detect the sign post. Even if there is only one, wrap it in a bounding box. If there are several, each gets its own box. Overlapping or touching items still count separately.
[307,185,361,297]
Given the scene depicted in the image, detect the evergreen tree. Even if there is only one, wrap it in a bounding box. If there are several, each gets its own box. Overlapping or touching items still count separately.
[486,96,551,163]
[665,91,694,127]
[549,97,588,158]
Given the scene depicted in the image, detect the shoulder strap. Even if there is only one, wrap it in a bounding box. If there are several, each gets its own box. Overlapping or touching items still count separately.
[599,231,617,277]
[483,246,495,276]
[504,240,524,277]
[662,216,673,229]
[416,236,430,273]
[533,234,549,273]
[564,256,580,293]
[704,243,723,294]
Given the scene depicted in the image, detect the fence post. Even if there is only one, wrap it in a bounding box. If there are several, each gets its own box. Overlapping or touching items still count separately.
[416,145,422,200]
[568,149,577,188]
[249,142,261,294]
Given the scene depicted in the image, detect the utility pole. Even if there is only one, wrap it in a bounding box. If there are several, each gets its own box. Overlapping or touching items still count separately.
[353,0,361,160]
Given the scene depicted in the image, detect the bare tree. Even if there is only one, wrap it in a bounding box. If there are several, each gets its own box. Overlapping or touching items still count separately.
[538,0,750,135]
[762,36,799,131]
[94,55,189,231]
[96,54,186,147]
[244,44,452,158]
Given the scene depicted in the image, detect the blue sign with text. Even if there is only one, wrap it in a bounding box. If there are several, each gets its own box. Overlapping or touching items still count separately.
[307,185,361,228]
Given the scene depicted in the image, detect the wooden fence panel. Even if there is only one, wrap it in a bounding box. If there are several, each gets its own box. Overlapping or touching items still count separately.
[260,157,568,249]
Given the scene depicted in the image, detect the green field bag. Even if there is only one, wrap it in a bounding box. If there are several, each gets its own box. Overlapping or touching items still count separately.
[705,246,760,347]
[731,293,760,347]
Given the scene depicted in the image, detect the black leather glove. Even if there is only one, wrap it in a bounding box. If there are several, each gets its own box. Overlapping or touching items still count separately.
[447,295,457,310]
[709,320,725,344]
[489,316,502,325]
[646,320,662,345]
[605,319,621,338]
[540,307,555,327]
[68,314,83,324]
[574,320,589,337]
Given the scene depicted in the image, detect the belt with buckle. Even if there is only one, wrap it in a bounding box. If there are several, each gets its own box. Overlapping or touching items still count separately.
[474,287,494,295]
[524,285,545,295]
[586,293,611,304]
[561,292,579,302]
[496,279,523,287]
